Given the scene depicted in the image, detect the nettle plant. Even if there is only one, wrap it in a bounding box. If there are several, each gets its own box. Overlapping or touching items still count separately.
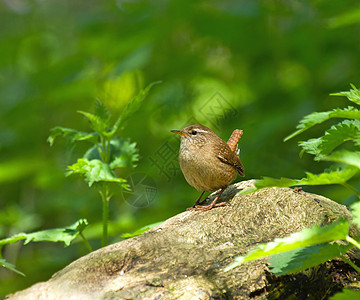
[240,84,360,193]
[0,83,156,275]
[227,85,360,297]
[48,84,156,247]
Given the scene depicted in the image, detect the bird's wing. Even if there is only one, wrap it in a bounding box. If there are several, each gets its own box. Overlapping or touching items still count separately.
[216,143,245,177]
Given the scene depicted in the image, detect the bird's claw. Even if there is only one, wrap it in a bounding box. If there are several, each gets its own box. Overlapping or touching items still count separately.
[191,201,228,211]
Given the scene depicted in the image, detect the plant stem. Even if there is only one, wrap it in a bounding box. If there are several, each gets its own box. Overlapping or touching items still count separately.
[106,139,111,162]
[341,182,360,198]
[79,232,93,252]
[99,136,106,162]
[98,133,112,247]
[99,135,111,164]
[340,255,360,274]
[346,235,360,250]
[101,184,110,247]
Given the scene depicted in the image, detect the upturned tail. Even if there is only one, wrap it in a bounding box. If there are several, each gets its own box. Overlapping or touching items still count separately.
[227,129,243,152]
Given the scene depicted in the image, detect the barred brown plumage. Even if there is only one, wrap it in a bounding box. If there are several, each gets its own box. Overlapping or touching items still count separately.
[227,129,243,152]
[171,124,245,211]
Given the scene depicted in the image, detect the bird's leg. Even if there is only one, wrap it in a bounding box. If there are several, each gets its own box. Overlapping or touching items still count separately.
[186,191,205,211]
[195,188,227,211]
[198,197,208,205]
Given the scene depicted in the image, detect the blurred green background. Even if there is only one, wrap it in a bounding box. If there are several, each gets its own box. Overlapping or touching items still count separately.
[1,0,360,296]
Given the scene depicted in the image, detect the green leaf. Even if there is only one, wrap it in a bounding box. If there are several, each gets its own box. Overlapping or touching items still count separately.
[350,202,360,228]
[67,158,129,188]
[268,242,351,275]
[83,138,139,169]
[0,258,25,276]
[238,166,358,196]
[0,234,27,247]
[331,84,360,106]
[253,177,299,189]
[109,139,139,169]
[95,99,110,126]
[78,111,109,136]
[284,106,360,141]
[224,220,349,272]
[301,166,358,185]
[299,120,360,157]
[319,150,360,169]
[0,219,88,252]
[48,127,99,146]
[110,81,160,136]
[329,289,360,300]
[23,219,88,246]
[120,221,163,239]
[298,138,323,157]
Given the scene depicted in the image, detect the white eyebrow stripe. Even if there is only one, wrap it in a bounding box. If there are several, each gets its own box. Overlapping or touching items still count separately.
[195,129,208,133]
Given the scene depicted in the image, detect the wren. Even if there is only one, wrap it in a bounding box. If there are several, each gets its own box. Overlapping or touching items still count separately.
[171,124,245,211]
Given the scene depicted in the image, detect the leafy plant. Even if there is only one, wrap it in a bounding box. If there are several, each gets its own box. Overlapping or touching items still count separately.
[0,219,88,275]
[224,202,360,299]
[227,85,360,297]
[0,82,158,277]
[224,215,351,272]
[239,84,360,196]
[48,83,158,247]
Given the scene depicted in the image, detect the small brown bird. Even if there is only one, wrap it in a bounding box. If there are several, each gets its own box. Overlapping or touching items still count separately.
[171,124,245,211]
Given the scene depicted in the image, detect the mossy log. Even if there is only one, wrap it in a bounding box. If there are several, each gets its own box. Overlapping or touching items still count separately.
[6,181,360,299]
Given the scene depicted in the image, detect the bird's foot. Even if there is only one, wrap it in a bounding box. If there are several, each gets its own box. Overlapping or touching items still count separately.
[187,191,207,211]
[193,201,227,211]
[186,198,209,210]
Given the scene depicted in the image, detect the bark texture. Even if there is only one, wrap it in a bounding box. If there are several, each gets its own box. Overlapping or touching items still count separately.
[6,181,360,300]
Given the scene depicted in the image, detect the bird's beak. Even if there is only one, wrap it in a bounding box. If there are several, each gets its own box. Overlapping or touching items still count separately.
[171,130,188,136]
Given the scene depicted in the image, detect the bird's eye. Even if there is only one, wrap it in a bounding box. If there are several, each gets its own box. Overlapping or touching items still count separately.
[191,130,197,135]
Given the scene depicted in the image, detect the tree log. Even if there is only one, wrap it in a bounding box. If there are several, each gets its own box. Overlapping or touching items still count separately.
[6,181,360,299]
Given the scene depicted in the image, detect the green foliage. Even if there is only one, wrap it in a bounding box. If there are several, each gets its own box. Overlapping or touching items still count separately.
[47,127,99,146]
[320,150,360,169]
[0,219,88,275]
[225,198,360,276]
[239,166,358,195]
[239,85,360,196]
[330,289,360,299]
[111,81,160,135]
[67,158,129,188]
[268,243,351,275]
[0,259,25,276]
[108,139,138,169]
[49,82,157,150]
[351,202,360,227]
[48,84,155,247]
[299,120,360,158]
[284,106,360,141]
[287,85,360,143]
[332,84,360,105]
[224,219,349,272]
[1,0,360,296]
[83,138,139,170]
[229,85,360,294]
[23,219,88,246]
[292,85,360,194]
